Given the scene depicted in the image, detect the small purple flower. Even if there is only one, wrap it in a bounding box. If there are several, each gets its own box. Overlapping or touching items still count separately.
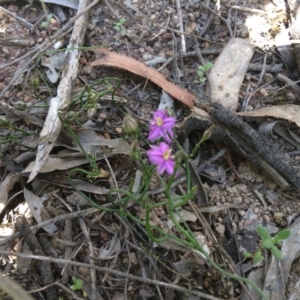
[148,109,176,143]
[147,142,175,175]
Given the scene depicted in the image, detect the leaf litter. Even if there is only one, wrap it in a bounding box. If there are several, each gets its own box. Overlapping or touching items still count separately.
[1,0,300,299]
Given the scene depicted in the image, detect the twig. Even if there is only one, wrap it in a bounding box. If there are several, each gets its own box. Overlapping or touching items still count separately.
[198,7,215,37]
[0,0,100,71]
[198,1,232,37]
[29,281,85,300]
[242,52,268,111]
[150,15,170,40]
[231,5,266,15]
[226,7,234,38]
[61,218,73,285]
[28,0,94,182]
[276,73,300,96]
[15,217,57,300]
[175,0,186,54]
[0,207,99,246]
[104,155,118,190]
[0,270,34,300]
[103,0,120,19]
[78,216,97,300]
[0,251,225,300]
[0,5,33,29]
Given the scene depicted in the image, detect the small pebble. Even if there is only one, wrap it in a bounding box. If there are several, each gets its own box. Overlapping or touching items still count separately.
[23,96,31,103]
[8,4,18,12]
[233,196,243,205]
[243,198,250,204]
[225,196,232,203]
[238,210,246,217]
[253,207,260,214]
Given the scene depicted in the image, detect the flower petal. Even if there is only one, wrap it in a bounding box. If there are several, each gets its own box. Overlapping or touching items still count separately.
[153,110,165,119]
[148,127,161,141]
[164,160,175,175]
[161,131,172,144]
[159,142,170,153]
[162,117,175,129]
[157,163,166,174]
[149,155,163,165]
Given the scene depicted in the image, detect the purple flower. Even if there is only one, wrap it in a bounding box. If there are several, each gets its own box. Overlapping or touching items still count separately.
[148,109,176,143]
[147,142,175,175]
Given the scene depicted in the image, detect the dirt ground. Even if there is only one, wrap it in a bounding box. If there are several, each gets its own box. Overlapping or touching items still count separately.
[1,0,300,299]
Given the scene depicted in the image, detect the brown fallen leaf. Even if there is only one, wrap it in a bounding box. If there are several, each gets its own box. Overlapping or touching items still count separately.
[237,104,300,128]
[23,188,58,234]
[0,173,23,214]
[90,48,194,108]
[208,38,254,112]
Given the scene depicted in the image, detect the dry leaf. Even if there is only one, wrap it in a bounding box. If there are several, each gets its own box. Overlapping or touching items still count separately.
[91,48,194,108]
[208,38,254,111]
[259,120,300,150]
[0,173,22,214]
[98,235,121,260]
[237,104,300,128]
[167,209,198,229]
[23,188,58,234]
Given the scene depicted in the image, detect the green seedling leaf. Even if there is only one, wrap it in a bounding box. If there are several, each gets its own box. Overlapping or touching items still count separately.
[275,229,291,241]
[121,29,126,36]
[113,25,120,31]
[257,225,270,239]
[253,251,264,263]
[198,66,205,72]
[40,21,48,28]
[262,238,274,249]
[243,251,252,258]
[119,18,126,24]
[271,246,282,260]
[197,70,203,77]
[70,277,83,291]
[204,62,213,70]
[200,77,207,83]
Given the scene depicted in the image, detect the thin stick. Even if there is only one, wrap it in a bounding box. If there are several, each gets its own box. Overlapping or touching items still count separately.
[0,207,99,246]
[78,216,97,300]
[0,5,33,29]
[231,5,265,15]
[0,251,224,300]
[175,0,186,54]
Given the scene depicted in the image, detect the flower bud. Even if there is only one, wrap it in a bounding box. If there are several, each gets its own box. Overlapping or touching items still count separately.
[0,116,10,128]
[31,76,40,88]
[165,108,175,116]
[87,108,97,117]
[88,91,98,103]
[122,114,139,136]
[130,140,141,160]
[201,125,214,142]
[191,185,198,195]
[65,111,78,121]
[174,151,183,168]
